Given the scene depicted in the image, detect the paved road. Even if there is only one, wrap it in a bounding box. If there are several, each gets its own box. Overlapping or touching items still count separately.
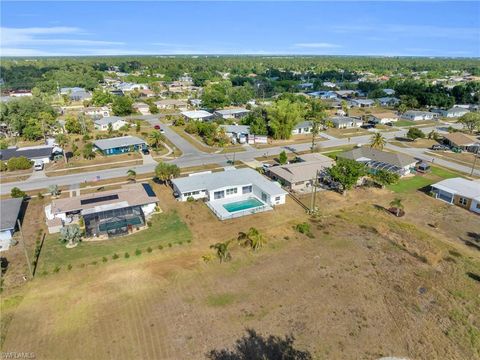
[1,120,476,195]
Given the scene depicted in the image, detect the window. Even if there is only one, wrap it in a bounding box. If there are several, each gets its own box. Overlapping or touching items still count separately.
[214,191,225,199]
[275,196,281,201]
[226,188,237,195]
[261,192,268,202]
[242,185,252,194]
[476,203,480,209]
[459,197,468,206]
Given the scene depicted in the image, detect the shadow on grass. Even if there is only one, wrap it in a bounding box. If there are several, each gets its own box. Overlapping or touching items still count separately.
[207,328,312,360]
[467,272,480,283]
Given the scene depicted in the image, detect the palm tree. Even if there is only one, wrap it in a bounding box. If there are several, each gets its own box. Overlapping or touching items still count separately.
[127,169,136,182]
[370,132,386,150]
[237,227,267,251]
[149,130,165,150]
[55,134,69,163]
[389,198,404,217]
[210,241,232,263]
[306,99,327,152]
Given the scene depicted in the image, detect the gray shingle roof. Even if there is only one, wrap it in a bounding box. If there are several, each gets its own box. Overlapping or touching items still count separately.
[93,136,146,150]
[94,116,125,126]
[0,146,53,161]
[0,198,23,231]
[338,147,417,168]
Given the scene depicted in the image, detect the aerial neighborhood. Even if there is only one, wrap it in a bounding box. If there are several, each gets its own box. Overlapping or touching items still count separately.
[0,53,479,359]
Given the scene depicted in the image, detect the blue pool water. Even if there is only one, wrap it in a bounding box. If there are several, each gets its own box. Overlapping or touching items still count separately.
[223,198,264,213]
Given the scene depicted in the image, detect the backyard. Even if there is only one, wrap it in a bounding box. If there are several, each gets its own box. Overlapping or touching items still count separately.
[387,166,461,193]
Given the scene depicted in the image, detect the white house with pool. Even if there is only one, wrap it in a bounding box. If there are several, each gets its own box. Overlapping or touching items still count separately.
[171,168,287,220]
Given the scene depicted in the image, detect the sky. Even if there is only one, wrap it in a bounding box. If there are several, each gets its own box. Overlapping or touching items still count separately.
[1,1,479,57]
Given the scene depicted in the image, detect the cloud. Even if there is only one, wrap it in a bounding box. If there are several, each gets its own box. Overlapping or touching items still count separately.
[293,42,341,49]
[0,26,123,55]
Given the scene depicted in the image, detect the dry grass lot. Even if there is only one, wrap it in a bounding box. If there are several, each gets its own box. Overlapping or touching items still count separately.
[325,127,371,138]
[426,150,480,170]
[252,134,327,149]
[1,184,479,359]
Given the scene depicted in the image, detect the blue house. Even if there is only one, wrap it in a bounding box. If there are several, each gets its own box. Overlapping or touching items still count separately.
[94,136,147,155]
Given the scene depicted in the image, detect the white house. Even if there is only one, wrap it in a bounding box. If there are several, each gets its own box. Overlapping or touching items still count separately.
[0,145,60,164]
[94,116,128,131]
[118,83,149,92]
[219,124,250,144]
[214,108,250,120]
[84,106,110,118]
[181,110,214,122]
[432,107,470,118]
[350,99,375,108]
[133,102,151,115]
[430,178,480,214]
[401,111,437,121]
[330,116,363,129]
[369,112,399,124]
[171,168,287,220]
[0,198,23,250]
[292,121,313,135]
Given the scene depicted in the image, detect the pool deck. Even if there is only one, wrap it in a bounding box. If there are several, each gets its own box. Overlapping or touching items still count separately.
[206,195,273,220]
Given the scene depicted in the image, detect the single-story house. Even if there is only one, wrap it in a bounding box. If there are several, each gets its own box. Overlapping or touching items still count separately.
[323,82,337,88]
[93,136,147,155]
[401,111,437,121]
[139,89,155,98]
[45,183,159,237]
[268,153,334,191]
[442,132,480,152]
[382,89,396,96]
[219,125,250,144]
[308,91,338,100]
[292,121,313,135]
[171,167,287,220]
[60,87,92,101]
[377,97,400,107]
[133,102,150,115]
[350,99,375,108]
[0,145,60,164]
[84,106,110,118]
[432,107,470,118]
[155,99,188,111]
[369,112,399,124]
[335,90,356,99]
[337,147,417,176]
[214,108,250,120]
[298,83,314,90]
[430,178,480,214]
[118,83,149,92]
[0,198,23,251]
[181,110,215,122]
[94,116,128,131]
[330,116,363,129]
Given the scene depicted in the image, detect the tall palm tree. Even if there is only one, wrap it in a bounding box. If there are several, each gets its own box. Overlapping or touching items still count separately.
[149,130,165,150]
[389,198,404,217]
[210,241,232,263]
[237,227,266,251]
[370,132,386,150]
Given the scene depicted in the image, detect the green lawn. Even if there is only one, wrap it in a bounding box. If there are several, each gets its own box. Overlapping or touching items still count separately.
[394,120,416,127]
[36,211,191,273]
[387,166,461,193]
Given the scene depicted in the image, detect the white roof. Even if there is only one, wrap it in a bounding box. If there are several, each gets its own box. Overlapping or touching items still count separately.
[220,125,250,134]
[215,108,250,116]
[172,168,287,197]
[431,178,480,201]
[181,110,213,119]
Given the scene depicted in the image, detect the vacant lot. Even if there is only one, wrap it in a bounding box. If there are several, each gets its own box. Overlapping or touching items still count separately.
[1,185,479,359]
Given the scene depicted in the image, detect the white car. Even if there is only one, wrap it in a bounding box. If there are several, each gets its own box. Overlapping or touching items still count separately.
[33,160,44,171]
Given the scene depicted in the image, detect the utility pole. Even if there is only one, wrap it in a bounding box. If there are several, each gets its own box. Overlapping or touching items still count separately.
[310,170,320,213]
[471,147,479,176]
[17,219,33,280]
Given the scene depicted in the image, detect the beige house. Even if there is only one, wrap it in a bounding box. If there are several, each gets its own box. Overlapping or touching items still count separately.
[442,132,480,152]
[369,112,399,124]
[268,153,334,191]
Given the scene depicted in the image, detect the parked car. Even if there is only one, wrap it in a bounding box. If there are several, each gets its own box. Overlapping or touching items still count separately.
[154,125,161,130]
[160,128,165,134]
[141,148,150,155]
[361,124,375,129]
[33,160,44,171]
[385,122,394,127]
[431,144,449,151]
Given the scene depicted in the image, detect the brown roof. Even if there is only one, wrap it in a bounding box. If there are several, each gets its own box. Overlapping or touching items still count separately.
[269,158,334,184]
[51,183,158,215]
[443,132,478,146]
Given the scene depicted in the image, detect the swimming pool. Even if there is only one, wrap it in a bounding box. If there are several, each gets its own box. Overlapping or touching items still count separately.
[223,198,264,213]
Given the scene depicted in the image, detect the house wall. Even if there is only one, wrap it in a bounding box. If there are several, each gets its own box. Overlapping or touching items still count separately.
[292,126,312,135]
[469,199,480,214]
[453,194,473,210]
[0,229,13,241]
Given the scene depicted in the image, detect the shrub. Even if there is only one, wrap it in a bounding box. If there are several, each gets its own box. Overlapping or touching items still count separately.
[42,270,48,276]
[135,248,141,256]
[112,253,119,260]
[91,261,98,265]
[0,162,7,172]
[158,245,163,250]
[147,247,152,253]
[102,256,108,263]
[178,241,183,245]
[124,252,130,258]
[7,156,32,171]
[147,221,152,227]
[186,239,191,243]
[53,266,60,273]
[187,196,195,202]
[168,243,172,247]
[295,222,311,234]
[37,192,44,199]
[67,264,72,271]
[11,187,27,199]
